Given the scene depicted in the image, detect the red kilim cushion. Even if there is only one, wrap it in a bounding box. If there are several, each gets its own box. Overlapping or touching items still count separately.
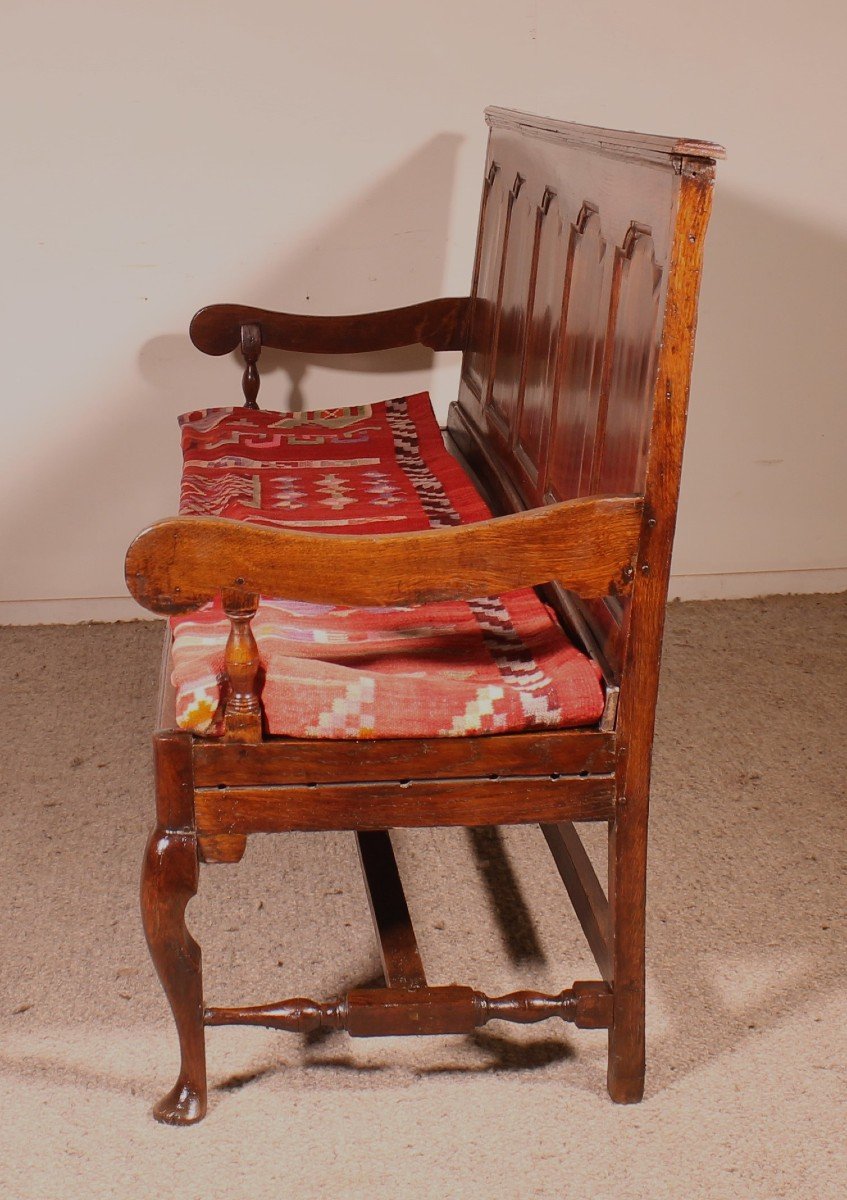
[170,393,604,737]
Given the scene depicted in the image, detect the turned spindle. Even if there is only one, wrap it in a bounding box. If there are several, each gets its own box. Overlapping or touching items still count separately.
[203,982,612,1037]
[240,322,261,409]
[222,590,262,742]
[206,997,348,1034]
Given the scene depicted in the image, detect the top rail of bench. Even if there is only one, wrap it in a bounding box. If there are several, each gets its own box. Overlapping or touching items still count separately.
[485,107,726,165]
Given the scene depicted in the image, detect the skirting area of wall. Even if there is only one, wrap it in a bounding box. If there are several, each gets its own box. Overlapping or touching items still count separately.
[2,569,844,625]
[671,571,839,604]
[667,567,847,602]
[0,598,152,626]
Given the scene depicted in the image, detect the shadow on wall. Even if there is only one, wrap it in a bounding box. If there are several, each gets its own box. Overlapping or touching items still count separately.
[0,133,463,605]
[675,187,847,577]
[5,170,846,607]
[138,132,465,414]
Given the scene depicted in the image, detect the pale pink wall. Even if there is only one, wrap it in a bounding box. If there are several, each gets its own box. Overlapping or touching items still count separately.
[2,1,844,620]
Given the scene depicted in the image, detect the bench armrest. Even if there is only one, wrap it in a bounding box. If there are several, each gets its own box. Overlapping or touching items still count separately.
[125,496,643,615]
[189,297,471,357]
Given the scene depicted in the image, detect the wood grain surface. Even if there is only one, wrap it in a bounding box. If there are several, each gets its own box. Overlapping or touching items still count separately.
[189,296,470,356]
[126,495,642,615]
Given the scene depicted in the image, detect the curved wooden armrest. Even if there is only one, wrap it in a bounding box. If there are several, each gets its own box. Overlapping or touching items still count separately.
[189,297,470,357]
[125,496,643,615]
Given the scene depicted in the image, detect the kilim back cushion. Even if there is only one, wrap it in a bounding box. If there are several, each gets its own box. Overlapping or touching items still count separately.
[170,393,605,737]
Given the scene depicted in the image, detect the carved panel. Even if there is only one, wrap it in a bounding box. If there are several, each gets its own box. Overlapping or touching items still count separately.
[487,173,536,440]
[454,116,700,681]
[545,205,609,502]
[590,225,662,496]
[514,187,567,494]
[462,161,508,404]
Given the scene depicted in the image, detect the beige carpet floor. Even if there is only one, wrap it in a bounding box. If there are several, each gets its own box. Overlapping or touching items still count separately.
[0,594,844,1199]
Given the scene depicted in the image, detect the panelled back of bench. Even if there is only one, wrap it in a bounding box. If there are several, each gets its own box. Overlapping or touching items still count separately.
[451,108,721,682]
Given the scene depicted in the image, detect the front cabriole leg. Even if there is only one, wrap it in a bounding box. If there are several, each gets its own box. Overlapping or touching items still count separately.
[141,732,206,1124]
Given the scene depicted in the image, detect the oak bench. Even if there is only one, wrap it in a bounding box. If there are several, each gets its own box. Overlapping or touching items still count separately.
[126,106,723,1123]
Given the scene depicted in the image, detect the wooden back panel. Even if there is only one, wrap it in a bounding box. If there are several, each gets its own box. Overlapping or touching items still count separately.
[450,108,722,682]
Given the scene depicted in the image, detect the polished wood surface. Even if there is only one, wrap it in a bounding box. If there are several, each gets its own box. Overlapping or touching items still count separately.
[133,109,720,1121]
[542,821,612,983]
[221,591,262,742]
[205,980,613,1037]
[484,106,725,163]
[190,296,470,356]
[357,830,427,989]
[606,163,716,1103]
[193,774,615,837]
[458,150,676,509]
[239,322,261,408]
[126,494,642,614]
[140,734,205,1124]
[452,120,718,1105]
[192,727,615,786]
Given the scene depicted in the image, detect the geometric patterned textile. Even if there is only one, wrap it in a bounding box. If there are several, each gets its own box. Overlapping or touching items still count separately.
[170,393,605,737]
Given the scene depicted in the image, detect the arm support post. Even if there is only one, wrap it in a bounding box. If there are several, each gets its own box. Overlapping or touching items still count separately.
[221,590,262,742]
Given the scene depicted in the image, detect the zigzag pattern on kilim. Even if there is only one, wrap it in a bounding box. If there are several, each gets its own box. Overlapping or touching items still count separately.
[179,471,258,514]
[468,597,563,724]
[384,397,562,720]
[169,392,604,738]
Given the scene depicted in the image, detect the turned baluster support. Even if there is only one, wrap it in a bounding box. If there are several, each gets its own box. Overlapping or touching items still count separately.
[240,322,262,408]
[206,997,349,1034]
[204,982,612,1037]
[222,590,262,742]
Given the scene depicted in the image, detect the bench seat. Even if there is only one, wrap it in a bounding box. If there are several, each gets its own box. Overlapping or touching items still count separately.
[170,392,604,737]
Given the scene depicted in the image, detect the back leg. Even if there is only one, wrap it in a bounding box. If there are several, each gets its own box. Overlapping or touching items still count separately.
[606,812,646,1103]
